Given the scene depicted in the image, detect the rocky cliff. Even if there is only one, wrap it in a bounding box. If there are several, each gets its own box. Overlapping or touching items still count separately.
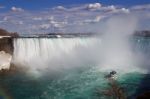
[0,29,14,54]
[0,29,15,70]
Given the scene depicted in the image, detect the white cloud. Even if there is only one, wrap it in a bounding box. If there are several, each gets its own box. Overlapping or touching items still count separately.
[39,24,50,30]
[11,6,24,12]
[33,17,43,21]
[3,16,8,21]
[94,16,103,22]
[87,3,102,10]
[83,15,104,24]
[53,6,66,11]
[53,3,102,12]
[107,5,116,11]
[51,21,67,28]
[18,21,23,25]
[53,23,63,28]
[47,16,54,21]
[121,8,130,13]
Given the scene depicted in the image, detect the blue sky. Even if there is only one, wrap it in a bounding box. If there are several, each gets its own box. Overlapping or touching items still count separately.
[0,0,150,10]
[0,0,149,34]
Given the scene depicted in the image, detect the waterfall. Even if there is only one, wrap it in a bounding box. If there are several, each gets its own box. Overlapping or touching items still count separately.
[12,37,101,73]
[12,37,150,75]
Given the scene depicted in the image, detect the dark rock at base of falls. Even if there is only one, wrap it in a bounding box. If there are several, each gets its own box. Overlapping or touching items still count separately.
[134,30,150,37]
[0,63,28,76]
[136,91,150,99]
[0,38,13,54]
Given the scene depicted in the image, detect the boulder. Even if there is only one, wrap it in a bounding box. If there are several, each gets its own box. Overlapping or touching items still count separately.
[0,51,12,70]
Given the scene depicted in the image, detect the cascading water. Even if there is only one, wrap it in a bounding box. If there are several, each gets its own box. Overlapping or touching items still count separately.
[12,37,101,74]
[11,36,149,75]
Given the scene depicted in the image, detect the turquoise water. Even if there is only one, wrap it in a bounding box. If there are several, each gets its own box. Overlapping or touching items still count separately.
[0,67,148,99]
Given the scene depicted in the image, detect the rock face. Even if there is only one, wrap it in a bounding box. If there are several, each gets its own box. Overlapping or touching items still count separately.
[0,28,15,71]
[0,28,18,37]
[0,51,12,70]
[0,28,17,54]
[137,91,150,99]
[0,38,13,54]
[134,30,150,37]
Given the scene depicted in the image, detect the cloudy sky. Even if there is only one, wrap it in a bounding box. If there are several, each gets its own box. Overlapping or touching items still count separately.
[0,0,149,34]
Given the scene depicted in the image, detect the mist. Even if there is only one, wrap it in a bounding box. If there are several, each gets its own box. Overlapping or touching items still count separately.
[97,15,139,73]
[12,14,150,76]
[97,14,150,74]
